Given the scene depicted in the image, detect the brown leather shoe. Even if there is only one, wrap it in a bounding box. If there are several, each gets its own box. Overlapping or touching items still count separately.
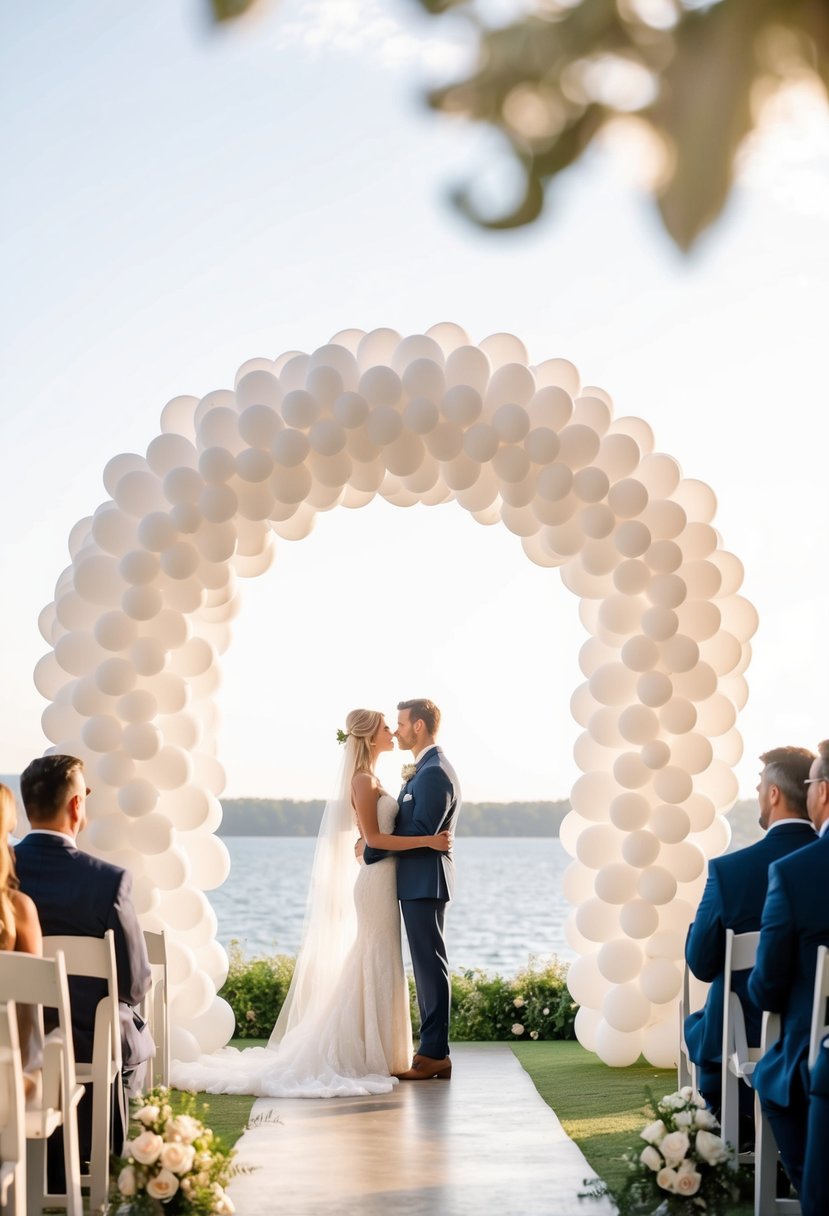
[394,1054,452,1080]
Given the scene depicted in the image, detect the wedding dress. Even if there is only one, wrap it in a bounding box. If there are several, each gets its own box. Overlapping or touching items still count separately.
[171,792,413,1098]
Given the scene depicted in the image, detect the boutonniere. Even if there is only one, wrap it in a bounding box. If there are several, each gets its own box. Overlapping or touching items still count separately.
[401,763,417,782]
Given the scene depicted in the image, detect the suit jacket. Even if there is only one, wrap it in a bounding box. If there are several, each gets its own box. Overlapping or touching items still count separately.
[14,832,153,1068]
[364,746,461,902]
[684,820,816,1084]
[749,832,829,1108]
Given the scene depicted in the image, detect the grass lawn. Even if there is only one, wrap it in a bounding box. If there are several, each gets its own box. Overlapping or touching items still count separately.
[512,1041,673,1188]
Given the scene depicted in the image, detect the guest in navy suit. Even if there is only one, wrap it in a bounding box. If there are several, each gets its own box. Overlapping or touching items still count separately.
[802,1037,829,1216]
[749,739,829,1195]
[684,745,816,1131]
[15,755,153,1178]
[363,698,460,1080]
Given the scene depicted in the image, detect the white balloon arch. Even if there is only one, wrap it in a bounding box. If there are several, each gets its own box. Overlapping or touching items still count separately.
[34,323,757,1066]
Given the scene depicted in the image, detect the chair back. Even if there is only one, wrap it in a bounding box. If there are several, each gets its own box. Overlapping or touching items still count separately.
[809,944,829,1070]
[0,1001,26,1216]
[0,952,83,1216]
[42,932,121,1072]
[720,929,761,1166]
[42,933,121,1215]
[141,930,169,1088]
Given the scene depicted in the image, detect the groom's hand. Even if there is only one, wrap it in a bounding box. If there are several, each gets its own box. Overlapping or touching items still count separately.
[354,837,365,862]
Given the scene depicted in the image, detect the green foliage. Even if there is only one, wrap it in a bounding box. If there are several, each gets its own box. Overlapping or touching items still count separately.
[449,959,577,1041]
[209,0,829,251]
[223,946,575,1041]
[219,942,295,1038]
[217,798,570,836]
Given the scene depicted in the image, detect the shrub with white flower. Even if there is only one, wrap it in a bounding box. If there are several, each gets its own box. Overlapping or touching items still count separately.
[110,1085,242,1215]
[583,1087,750,1215]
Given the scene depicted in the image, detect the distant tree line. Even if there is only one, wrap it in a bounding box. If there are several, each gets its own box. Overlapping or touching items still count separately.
[218,797,763,846]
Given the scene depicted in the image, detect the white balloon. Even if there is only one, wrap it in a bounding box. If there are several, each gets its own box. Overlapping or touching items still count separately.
[594,1021,643,1066]
[597,940,643,983]
[603,984,650,1033]
[641,1017,678,1069]
[594,863,639,904]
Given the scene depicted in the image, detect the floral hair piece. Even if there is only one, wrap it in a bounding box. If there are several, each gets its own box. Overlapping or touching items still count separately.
[336,728,348,745]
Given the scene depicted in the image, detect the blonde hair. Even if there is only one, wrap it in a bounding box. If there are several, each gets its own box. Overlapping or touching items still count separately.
[344,709,384,776]
[0,785,18,950]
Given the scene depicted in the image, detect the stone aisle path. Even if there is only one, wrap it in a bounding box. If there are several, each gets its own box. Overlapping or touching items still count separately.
[226,1044,616,1215]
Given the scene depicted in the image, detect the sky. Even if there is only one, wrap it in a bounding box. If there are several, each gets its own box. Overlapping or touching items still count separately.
[2,1,829,803]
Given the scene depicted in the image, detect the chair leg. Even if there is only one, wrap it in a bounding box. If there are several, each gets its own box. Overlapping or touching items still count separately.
[25,1140,45,1216]
[721,1068,739,1165]
[88,1078,111,1215]
[61,1106,83,1216]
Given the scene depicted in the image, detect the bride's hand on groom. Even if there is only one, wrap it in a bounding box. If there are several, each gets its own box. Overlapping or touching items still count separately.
[432,830,452,853]
[354,837,365,862]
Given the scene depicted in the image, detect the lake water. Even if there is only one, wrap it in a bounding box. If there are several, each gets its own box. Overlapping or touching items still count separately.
[208,836,575,975]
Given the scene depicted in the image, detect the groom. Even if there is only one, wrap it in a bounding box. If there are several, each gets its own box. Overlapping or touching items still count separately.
[363,698,461,1080]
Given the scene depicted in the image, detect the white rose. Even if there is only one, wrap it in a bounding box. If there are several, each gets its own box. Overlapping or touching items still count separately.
[656,1167,678,1192]
[146,1169,180,1201]
[214,1189,236,1215]
[513,996,525,1008]
[129,1131,164,1166]
[118,1165,138,1197]
[542,1007,550,1015]
[693,1091,708,1108]
[656,1094,685,1113]
[165,1114,202,1144]
[511,1023,525,1035]
[693,1107,719,1130]
[660,1130,690,1167]
[673,1110,693,1128]
[675,1164,702,1195]
[640,1120,666,1145]
[530,1030,539,1040]
[160,1141,196,1175]
[640,1145,663,1172]
[135,1104,160,1127]
[679,1086,694,1102]
[695,1129,729,1165]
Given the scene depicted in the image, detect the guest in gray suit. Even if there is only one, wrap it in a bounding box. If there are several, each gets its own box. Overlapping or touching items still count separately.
[15,754,153,1178]
[363,698,460,1080]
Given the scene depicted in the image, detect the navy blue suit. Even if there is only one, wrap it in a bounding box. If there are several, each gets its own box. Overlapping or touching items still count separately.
[684,821,816,1098]
[364,746,460,1058]
[802,1037,829,1216]
[14,832,153,1175]
[749,832,829,1191]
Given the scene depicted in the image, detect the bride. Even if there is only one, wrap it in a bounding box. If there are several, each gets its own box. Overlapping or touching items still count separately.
[172,708,451,1098]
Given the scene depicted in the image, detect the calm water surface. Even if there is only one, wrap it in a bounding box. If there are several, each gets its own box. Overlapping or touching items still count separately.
[207,836,574,975]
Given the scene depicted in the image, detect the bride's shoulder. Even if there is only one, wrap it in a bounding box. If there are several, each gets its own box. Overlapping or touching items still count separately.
[351,770,380,794]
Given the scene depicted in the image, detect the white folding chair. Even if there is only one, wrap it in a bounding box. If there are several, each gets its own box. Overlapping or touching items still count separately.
[677,959,708,1096]
[0,1002,26,1216]
[808,944,829,1069]
[0,952,83,1216]
[720,929,761,1167]
[754,1010,802,1215]
[141,930,169,1088]
[42,932,121,1216]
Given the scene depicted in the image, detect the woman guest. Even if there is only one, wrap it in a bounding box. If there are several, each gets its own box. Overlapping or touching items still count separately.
[0,782,43,1097]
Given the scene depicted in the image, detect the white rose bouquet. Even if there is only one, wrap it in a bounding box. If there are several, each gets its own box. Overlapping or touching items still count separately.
[110,1086,241,1215]
[583,1087,749,1214]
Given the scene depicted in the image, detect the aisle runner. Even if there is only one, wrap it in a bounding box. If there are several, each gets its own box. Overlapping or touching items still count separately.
[227,1044,615,1215]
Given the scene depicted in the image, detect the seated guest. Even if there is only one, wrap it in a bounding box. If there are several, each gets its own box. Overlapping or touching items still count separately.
[15,755,153,1176]
[749,739,829,1195]
[684,745,815,1130]
[801,1037,829,1216]
[0,782,44,1098]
